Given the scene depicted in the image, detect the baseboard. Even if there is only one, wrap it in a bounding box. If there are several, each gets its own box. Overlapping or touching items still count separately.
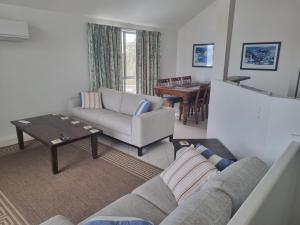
[0,134,34,148]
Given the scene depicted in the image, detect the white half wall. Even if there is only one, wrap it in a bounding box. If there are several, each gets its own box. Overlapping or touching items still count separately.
[207,80,300,166]
[0,3,178,145]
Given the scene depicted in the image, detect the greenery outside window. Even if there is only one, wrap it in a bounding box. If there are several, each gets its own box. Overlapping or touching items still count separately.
[122,30,137,94]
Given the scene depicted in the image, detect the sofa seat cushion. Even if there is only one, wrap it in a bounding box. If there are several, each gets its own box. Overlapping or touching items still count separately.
[79,194,167,225]
[100,88,122,112]
[200,157,268,214]
[40,215,75,225]
[70,107,111,125]
[133,176,178,215]
[97,111,132,135]
[159,189,232,225]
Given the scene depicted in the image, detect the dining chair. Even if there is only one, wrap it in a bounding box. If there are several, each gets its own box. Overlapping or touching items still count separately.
[157,78,171,87]
[157,78,183,108]
[181,76,192,85]
[170,77,182,86]
[179,84,210,124]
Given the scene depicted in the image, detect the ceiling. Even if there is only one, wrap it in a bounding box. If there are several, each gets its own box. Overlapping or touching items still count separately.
[0,0,214,29]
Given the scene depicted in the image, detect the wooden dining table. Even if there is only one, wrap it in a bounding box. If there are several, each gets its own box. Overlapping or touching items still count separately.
[154,82,210,125]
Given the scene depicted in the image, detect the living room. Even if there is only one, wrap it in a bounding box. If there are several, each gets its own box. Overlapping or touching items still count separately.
[1,0,300,225]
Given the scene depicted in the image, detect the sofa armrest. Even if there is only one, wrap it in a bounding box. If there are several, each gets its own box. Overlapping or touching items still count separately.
[39,215,74,225]
[132,107,175,147]
[67,96,80,114]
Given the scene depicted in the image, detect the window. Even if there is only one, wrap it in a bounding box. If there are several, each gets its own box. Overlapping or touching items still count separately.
[122,31,137,94]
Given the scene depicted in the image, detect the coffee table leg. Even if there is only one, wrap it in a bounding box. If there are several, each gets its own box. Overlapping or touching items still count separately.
[91,134,98,159]
[50,146,58,174]
[16,127,24,150]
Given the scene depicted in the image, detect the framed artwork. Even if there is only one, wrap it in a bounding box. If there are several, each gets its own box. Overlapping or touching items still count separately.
[240,42,281,71]
[192,43,214,68]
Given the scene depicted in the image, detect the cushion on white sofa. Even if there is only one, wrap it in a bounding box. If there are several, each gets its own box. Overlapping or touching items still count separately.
[80,91,102,109]
[195,144,234,171]
[100,88,122,112]
[39,215,74,225]
[97,110,132,135]
[84,216,153,225]
[200,157,268,214]
[133,176,178,215]
[79,194,167,225]
[142,94,164,111]
[159,188,232,225]
[160,147,218,204]
[70,108,111,125]
[134,100,151,116]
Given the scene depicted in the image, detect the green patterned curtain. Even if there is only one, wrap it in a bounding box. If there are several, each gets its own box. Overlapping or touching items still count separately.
[136,30,161,95]
[87,23,123,91]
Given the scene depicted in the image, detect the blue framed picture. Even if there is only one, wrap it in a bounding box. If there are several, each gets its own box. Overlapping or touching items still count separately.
[192,43,214,68]
[240,42,281,71]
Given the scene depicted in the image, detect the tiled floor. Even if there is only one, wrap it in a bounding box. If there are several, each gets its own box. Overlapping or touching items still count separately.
[98,111,207,169]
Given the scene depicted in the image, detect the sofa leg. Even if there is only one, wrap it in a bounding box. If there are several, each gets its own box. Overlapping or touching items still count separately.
[138,148,143,157]
[169,135,173,142]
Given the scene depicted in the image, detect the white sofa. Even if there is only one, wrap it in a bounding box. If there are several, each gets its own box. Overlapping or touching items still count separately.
[40,156,268,225]
[68,88,175,156]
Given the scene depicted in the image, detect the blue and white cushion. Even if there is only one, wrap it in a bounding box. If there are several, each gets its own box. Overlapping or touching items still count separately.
[84,216,153,225]
[195,144,234,171]
[134,99,151,116]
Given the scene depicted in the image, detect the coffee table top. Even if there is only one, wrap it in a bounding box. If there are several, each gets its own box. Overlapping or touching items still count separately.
[11,114,102,147]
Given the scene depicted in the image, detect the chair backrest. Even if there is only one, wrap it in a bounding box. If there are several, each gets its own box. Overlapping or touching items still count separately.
[170,77,182,86]
[157,78,171,87]
[181,76,192,85]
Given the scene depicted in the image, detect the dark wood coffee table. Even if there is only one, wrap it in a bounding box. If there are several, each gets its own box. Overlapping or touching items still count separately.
[11,114,102,174]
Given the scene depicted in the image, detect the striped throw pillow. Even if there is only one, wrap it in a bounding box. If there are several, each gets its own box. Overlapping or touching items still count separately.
[80,91,102,109]
[160,146,218,204]
[196,144,234,171]
[134,99,151,116]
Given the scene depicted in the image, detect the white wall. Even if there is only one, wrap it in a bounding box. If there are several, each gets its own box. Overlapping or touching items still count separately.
[228,0,300,97]
[0,3,177,145]
[176,0,300,96]
[160,29,178,77]
[207,80,300,166]
[176,1,217,81]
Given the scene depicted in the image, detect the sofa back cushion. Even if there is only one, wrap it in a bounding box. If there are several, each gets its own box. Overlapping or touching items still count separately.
[120,93,143,115]
[100,88,122,112]
[201,157,268,214]
[120,92,163,116]
[100,88,163,115]
[159,188,232,225]
[142,94,164,111]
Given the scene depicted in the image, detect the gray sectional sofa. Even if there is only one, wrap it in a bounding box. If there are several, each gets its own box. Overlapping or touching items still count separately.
[68,88,175,156]
[40,157,268,225]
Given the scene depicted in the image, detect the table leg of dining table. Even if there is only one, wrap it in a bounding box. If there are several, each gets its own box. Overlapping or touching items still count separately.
[182,97,190,125]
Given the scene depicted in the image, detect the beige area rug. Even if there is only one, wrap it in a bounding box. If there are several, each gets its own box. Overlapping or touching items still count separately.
[0,140,162,225]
